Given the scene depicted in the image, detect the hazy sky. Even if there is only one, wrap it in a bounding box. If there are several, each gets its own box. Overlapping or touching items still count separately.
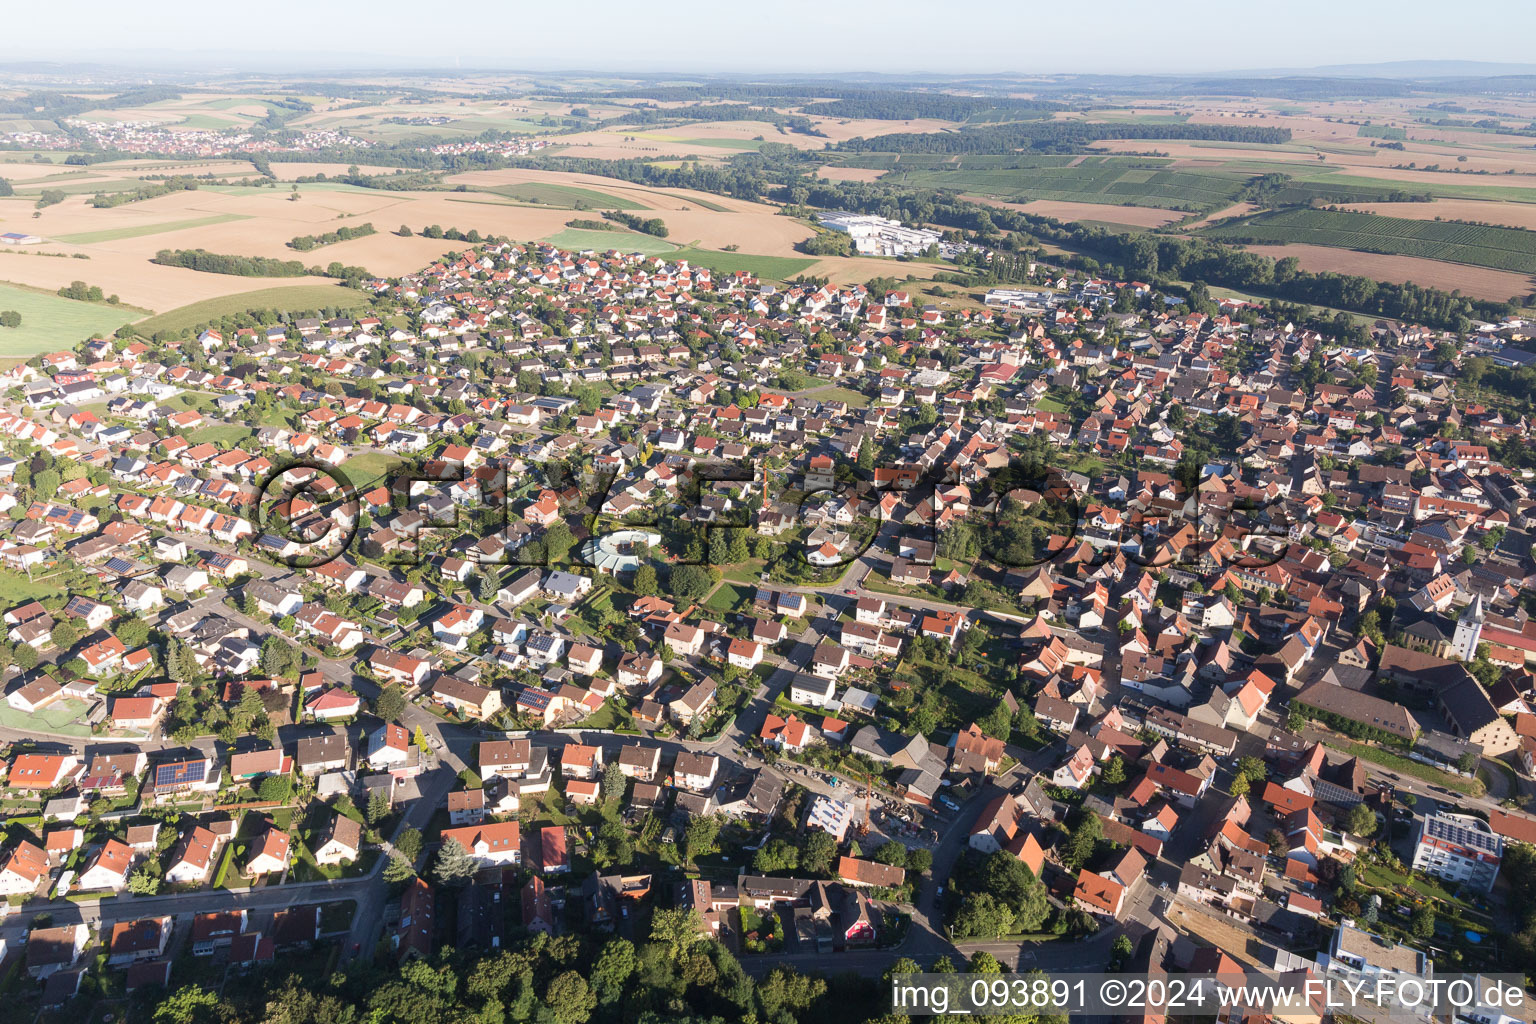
[4,0,1534,75]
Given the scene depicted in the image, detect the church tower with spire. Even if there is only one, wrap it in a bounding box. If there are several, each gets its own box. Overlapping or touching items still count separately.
[1450,593,1485,662]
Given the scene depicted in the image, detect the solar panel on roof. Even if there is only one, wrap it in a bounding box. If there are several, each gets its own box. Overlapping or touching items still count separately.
[155,760,207,787]
[104,557,134,574]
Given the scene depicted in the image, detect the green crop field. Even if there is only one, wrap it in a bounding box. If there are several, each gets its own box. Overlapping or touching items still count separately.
[542,228,678,255]
[1276,169,1536,205]
[55,213,251,244]
[830,153,1097,172]
[130,283,372,336]
[177,113,248,130]
[1357,124,1408,140]
[1200,208,1536,273]
[883,160,1251,211]
[671,137,765,151]
[1260,179,1433,206]
[0,282,138,356]
[476,182,647,209]
[667,247,817,280]
[10,178,147,195]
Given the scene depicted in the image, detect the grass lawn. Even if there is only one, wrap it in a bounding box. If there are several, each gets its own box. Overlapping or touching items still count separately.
[476,182,648,210]
[773,694,830,720]
[542,228,678,256]
[54,213,251,244]
[0,281,139,356]
[0,697,93,736]
[803,385,871,409]
[1336,741,1479,795]
[722,557,770,585]
[130,284,371,337]
[0,567,68,605]
[335,449,406,491]
[213,841,245,889]
[581,700,634,731]
[1357,860,1479,916]
[667,247,817,281]
[704,581,754,615]
[185,423,253,447]
[1035,396,1067,413]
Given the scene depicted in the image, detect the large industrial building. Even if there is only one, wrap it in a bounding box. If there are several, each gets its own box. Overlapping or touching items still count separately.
[816,212,941,257]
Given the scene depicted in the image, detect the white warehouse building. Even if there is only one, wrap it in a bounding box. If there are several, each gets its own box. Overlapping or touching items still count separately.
[817,212,941,257]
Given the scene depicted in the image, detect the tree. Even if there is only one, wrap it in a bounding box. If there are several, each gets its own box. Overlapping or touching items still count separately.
[374,683,406,723]
[1410,906,1436,941]
[757,966,827,1024]
[1062,813,1102,869]
[632,564,658,597]
[969,950,1003,973]
[873,840,908,868]
[602,761,627,803]
[1101,755,1127,787]
[14,643,36,670]
[649,907,704,959]
[671,564,713,603]
[907,847,933,875]
[683,814,720,865]
[152,984,227,1024]
[0,311,21,329]
[261,635,297,677]
[1457,750,1480,774]
[591,937,637,1004]
[1236,755,1267,783]
[543,519,575,564]
[50,619,79,652]
[753,837,800,874]
[128,860,161,895]
[1230,773,1251,797]
[257,775,292,803]
[116,618,151,650]
[382,853,416,884]
[544,970,597,1024]
[1108,933,1135,971]
[433,837,479,886]
[1347,802,1379,838]
[953,892,1015,938]
[395,827,423,862]
[979,699,1013,742]
[367,790,390,826]
[801,829,837,875]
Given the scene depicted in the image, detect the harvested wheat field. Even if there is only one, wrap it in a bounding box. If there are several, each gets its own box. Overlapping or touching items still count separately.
[808,257,952,286]
[265,162,429,181]
[0,162,112,183]
[971,196,1184,228]
[1341,199,1536,231]
[443,169,815,253]
[1242,243,1534,302]
[445,167,663,208]
[0,187,572,307]
[1088,141,1318,164]
[0,248,338,310]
